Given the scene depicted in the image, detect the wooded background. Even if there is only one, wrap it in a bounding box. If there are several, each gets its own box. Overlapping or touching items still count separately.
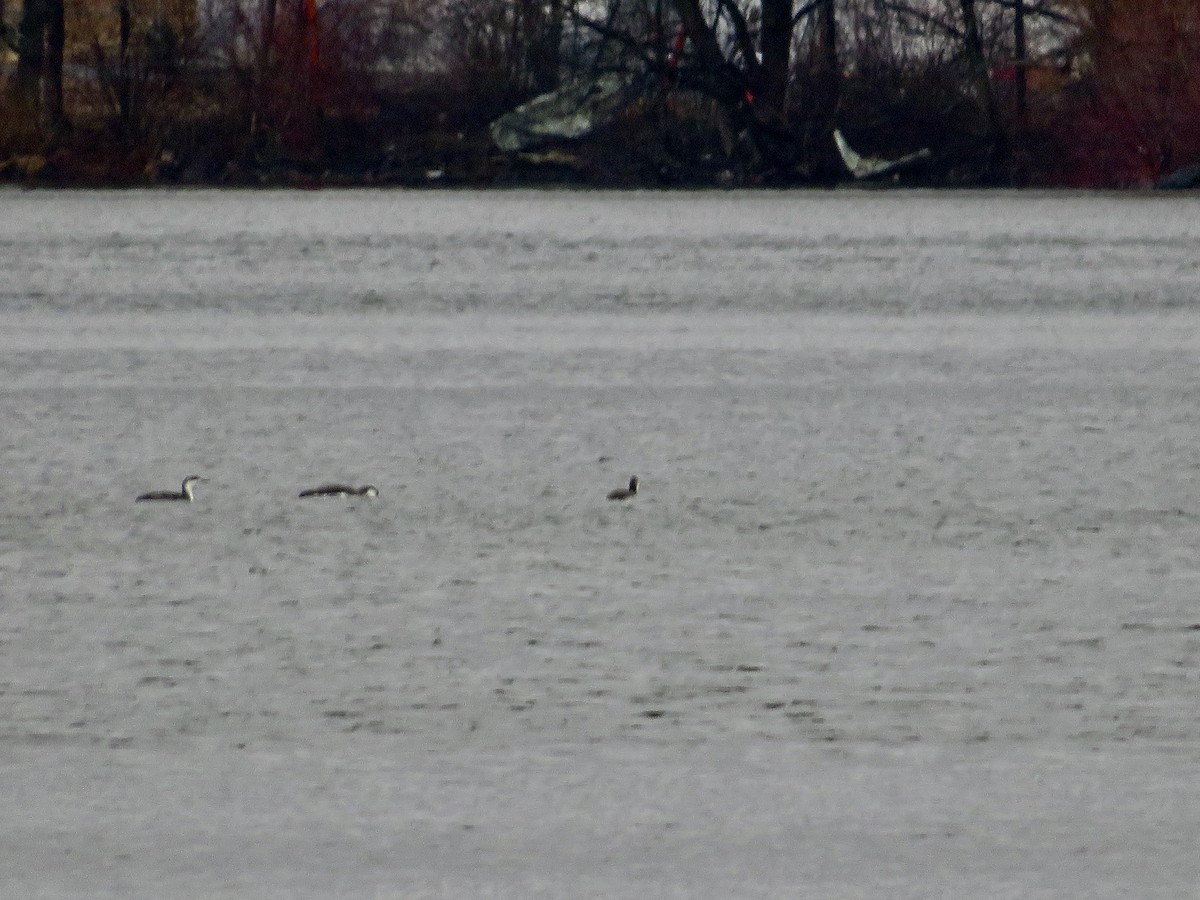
[1,0,1196,186]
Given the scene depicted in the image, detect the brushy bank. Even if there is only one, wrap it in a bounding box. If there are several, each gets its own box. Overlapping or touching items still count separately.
[2,0,1198,190]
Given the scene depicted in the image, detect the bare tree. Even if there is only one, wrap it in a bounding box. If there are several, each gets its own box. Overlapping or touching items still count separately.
[11,0,43,104]
[958,0,1006,177]
[11,0,65,123]
[523,0,564,92]
[793,0,839,166]
[1012,0,1026,127]
[434,0,565,95]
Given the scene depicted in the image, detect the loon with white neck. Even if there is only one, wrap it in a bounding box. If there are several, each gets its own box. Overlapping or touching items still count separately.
[136,475,205,502]
[606,476,638,501]
[299,484,379,499]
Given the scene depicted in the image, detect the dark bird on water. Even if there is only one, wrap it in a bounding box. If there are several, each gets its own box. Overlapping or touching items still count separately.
[136,475,206,502]
[607,476,638,501]
[299,484,379,499]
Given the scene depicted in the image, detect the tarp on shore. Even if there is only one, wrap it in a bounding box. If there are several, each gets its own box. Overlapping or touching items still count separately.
[490,74,637,153]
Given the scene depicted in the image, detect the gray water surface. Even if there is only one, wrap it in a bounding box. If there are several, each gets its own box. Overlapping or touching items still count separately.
[2,190,1200,898]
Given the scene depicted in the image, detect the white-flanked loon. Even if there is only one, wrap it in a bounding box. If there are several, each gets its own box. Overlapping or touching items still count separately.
[137,475,205,502]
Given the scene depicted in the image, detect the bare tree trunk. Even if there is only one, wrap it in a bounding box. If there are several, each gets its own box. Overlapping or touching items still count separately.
[255,0,278,129]
[43,0,64,125]
[533,0,563,94]
[1013,0,1027,129]
[13,0,46,107]
[958,0,1007,180]
[757,0,793,120]
[1011,0,1028,182]
[818,0,837,84]
[117,0,131,129]
[811,0,838,148]
[297,0,320,139]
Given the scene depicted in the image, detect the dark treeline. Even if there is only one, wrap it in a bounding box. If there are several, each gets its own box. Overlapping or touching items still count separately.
[1,0,1197,187]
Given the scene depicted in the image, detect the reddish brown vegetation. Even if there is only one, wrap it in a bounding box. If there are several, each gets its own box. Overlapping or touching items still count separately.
[1061,0,1200,186]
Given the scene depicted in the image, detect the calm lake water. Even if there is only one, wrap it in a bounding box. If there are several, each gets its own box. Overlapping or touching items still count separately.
[2,189,1200,897]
